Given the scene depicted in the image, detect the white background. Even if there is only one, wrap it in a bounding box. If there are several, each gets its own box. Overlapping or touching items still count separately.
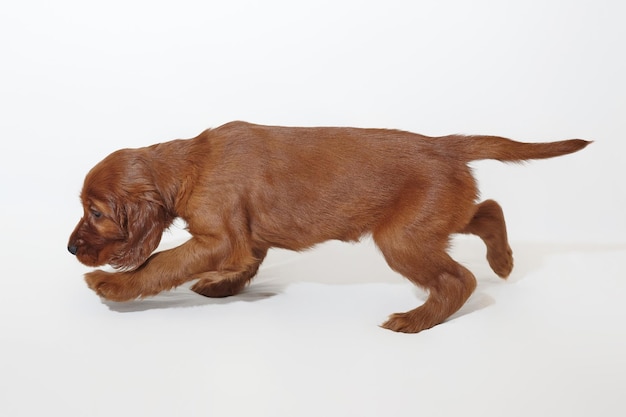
[1,1,625,416]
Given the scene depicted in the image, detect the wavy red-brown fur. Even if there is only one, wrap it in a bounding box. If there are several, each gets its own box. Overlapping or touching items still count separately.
[68,121,589,333]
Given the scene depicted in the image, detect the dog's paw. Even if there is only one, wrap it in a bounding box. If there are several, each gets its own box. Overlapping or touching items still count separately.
[487,244,514,278]
[84,270,138,302]
[191,274,242,298]
[381,312,434,334]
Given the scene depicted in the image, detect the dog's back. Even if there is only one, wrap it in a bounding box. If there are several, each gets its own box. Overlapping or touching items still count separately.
[209,121,590,164]
[199,122,588,251]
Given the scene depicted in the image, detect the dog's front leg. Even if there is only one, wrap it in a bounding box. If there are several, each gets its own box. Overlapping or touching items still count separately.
[84,269,145,302]
[190,246,267,298]
[84,236,262,301]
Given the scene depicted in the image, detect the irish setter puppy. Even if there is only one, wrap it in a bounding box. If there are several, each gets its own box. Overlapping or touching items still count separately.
[68,121,589,333]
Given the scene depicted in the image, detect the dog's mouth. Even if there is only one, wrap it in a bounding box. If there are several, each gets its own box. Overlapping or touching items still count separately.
[74,249,104,267]
[68,241,112,267]
[69,239,146,271]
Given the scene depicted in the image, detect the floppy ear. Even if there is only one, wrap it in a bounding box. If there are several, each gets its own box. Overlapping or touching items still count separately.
[93,150,177,270]
[118,199,169,269]
[106,183,174,270]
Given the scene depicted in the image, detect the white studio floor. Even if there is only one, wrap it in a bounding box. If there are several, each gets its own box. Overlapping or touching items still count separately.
[2,1,626,416]
[1,223,625,417]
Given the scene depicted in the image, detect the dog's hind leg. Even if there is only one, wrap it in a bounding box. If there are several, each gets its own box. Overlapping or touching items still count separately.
[375,229,478,333]
[458,199,513,278]
[372,177,479,333]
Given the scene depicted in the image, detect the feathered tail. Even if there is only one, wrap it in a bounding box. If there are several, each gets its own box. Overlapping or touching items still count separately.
[443,135,591,162]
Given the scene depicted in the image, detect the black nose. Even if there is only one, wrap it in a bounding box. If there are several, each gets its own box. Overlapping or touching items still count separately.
[68,245,78,255]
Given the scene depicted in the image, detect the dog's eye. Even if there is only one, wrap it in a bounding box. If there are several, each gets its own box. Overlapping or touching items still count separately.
[91,209,102,219]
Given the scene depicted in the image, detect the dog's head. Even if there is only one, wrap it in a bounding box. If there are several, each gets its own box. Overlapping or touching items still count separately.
[68,148,173,270]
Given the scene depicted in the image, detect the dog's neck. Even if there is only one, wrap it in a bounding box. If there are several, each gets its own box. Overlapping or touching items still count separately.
[146,139,202,218]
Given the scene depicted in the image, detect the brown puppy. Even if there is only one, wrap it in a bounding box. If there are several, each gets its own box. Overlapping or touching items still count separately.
[68,121,589,333]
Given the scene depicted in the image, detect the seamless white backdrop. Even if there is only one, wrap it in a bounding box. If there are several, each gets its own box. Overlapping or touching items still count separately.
[1,1,625,416]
